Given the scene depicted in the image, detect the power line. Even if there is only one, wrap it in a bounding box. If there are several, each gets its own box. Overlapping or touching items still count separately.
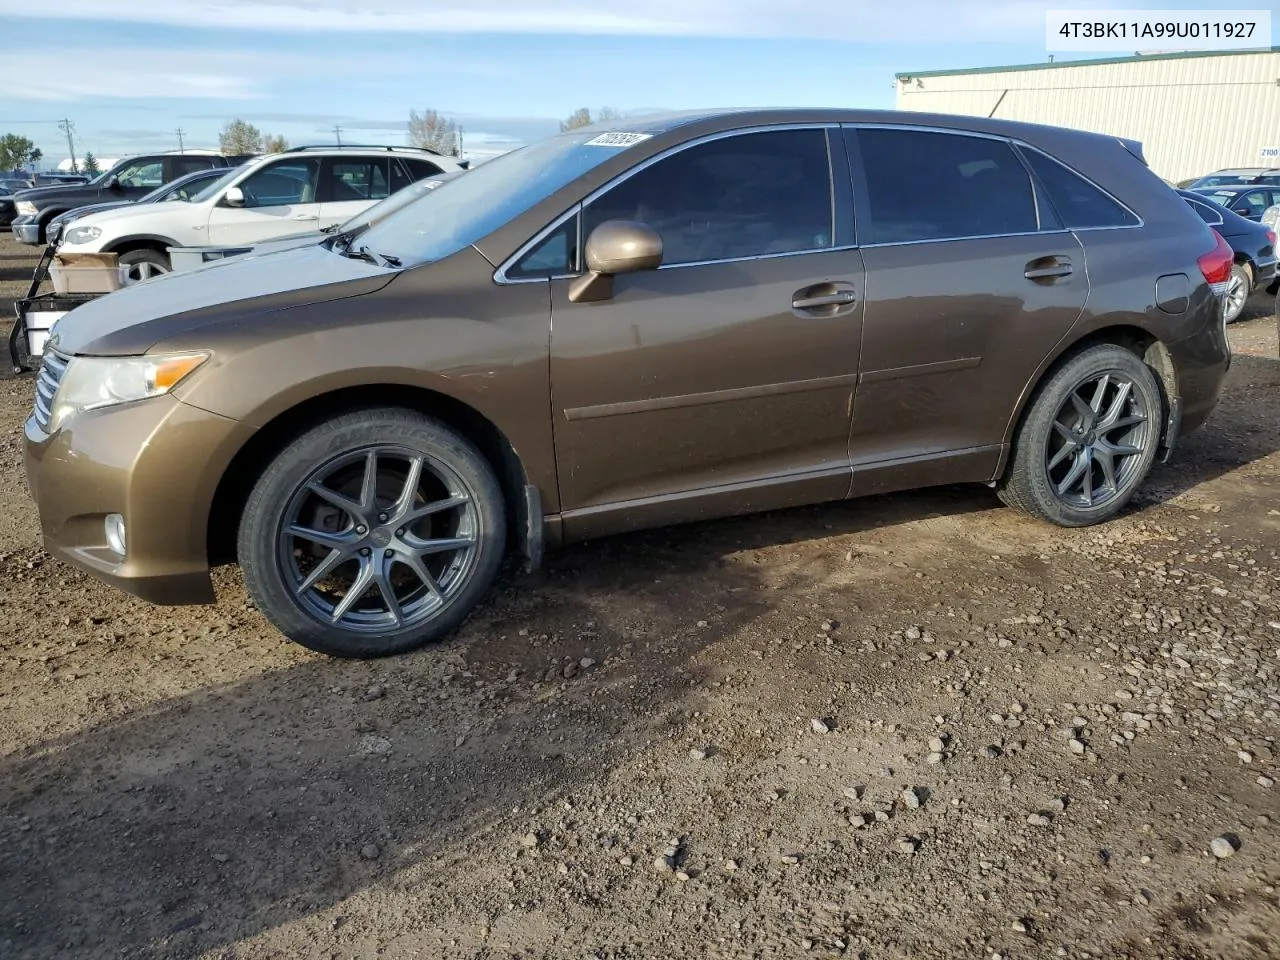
[175,128,186,153]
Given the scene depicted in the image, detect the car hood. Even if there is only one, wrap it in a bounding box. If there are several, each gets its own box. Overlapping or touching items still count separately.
[46,243,399,357]
[53,199,136,223]
[12,183,99,206]
[66,201,181,229]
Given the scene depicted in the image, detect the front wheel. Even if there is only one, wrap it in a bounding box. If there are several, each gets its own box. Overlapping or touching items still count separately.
[117,248,172,284]
[997,344,1163,527]
[237,408,507,658]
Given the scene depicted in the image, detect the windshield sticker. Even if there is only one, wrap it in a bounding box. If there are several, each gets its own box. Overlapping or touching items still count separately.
[584,132,653,148]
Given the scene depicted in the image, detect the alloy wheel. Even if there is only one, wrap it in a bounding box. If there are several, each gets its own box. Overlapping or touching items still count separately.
[1044,371,1152,510]
[1223,269,1248,323]
[124,261,171,284]
[277,445,480,633]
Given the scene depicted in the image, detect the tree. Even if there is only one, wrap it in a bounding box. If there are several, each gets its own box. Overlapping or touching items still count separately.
[559,108,592,132]
[219,119,263,155]
[82,152,101,174]
[407,109,458,155]
[28,147,42,171]
[263,133,289,153]
[0,133,36,173]
[559,107,623,132]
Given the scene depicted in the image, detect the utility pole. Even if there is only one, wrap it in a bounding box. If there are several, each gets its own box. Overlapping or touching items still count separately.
[175,128,186,153]
[332,124,343,145]
[57,118,77,172]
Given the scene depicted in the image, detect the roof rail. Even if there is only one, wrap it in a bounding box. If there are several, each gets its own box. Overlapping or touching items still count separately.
[283,144,446,156]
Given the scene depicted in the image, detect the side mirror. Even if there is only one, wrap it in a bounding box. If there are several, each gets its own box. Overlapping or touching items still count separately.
[222,186,246,208]
[104,175,121,191]
[569,220,663,303]
[1233,207,1252,216]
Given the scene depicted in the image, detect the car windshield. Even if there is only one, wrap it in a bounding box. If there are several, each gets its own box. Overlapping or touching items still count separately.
[332,176,447,235]
[353,131,650,266]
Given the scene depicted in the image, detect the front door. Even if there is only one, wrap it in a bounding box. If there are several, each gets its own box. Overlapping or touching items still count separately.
[206,157,322,245]
[843,126,1089,494]
[543,127,865,538]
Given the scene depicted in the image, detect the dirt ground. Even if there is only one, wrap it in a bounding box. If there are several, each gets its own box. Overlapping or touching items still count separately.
[1,234,1279,960]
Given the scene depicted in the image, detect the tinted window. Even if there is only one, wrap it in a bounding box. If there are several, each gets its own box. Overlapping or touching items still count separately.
[403,157,444,180]
[584,129,832,265]
[238,159,320,208]
[1020,148,1138,229]
[329,160,390,201]
[508,216,577,279]
[115,159,164,188]
[855,129,1037,243]
[1184,196,1224,226]
[172,156,218,178]
[390,158,416,193]
[1234,191,1270,218]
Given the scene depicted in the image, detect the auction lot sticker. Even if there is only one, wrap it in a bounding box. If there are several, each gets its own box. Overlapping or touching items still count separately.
[1046,9,1272,51]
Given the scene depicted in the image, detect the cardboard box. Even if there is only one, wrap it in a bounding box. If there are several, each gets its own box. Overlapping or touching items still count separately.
[50,252,124,295]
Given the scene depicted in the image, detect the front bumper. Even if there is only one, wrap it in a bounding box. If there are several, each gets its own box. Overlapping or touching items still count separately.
[12,216,42,244]
[24,390,255,605]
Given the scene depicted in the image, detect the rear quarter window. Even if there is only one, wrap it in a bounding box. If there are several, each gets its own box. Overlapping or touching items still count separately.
[1020,148,1139,229]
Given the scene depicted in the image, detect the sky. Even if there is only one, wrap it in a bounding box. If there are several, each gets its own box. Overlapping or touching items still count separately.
[1,0,1276,167]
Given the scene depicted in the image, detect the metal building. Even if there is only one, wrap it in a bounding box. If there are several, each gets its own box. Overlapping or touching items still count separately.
[894,48,1280,183]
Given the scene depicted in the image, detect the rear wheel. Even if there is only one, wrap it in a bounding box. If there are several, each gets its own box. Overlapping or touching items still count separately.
[117,248,171,284]
[237,408,507,658]
[998,344,1163,527]
[1223,263,1251,324]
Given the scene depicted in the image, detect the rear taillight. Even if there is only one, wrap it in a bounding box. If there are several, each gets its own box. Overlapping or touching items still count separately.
[1197,229,1234,296]
[1267,229,1277,247]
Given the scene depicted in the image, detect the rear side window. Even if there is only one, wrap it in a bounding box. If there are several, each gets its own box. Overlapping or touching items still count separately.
[172,156,218,178]
[1184,196,1224,226]
[403,157,445,180]
[1020,148,1139,229]
[853,128,1037,244]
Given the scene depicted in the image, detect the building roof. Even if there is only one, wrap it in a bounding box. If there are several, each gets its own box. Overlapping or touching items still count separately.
[896,45,1280,81]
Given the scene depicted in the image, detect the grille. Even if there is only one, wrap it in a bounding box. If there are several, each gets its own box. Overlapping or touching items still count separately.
[33,351,69,431]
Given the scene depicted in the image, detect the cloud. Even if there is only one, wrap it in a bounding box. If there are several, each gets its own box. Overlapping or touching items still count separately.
[4,49,285,101]
[10,0,1174,42]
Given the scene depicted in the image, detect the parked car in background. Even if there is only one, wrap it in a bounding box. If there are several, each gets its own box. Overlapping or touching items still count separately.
[55,145,463,276]
[10,151,253,244]
[1178,189,1278,322]
[25,109,1231,659]
[1185,168,1280,189]
[47,167,231,254]
[0,180,26,226]
[169,170,466,270]
[1190,184,1280,222]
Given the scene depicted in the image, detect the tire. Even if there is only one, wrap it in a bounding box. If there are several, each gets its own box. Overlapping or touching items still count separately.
[237,408,507,658]
[997,344,1163,527]
[1222,263,1251,324]
[117,248,172,284]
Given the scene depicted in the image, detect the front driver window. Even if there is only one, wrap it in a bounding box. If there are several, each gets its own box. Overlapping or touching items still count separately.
[116,161,163,188]
[237,159,321,209]
[583,128,834,266]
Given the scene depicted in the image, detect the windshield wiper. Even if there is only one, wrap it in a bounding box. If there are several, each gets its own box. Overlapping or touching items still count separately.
[349,244,401,268]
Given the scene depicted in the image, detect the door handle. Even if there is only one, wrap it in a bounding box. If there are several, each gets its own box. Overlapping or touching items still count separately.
[793,291,858,310]
[293,214,319,221]
[1025,257,1073,281]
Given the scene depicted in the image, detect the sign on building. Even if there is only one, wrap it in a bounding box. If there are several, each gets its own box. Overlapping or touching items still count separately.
[1261,145,1280,161]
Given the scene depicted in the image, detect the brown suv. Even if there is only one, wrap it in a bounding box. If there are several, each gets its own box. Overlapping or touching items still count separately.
[24,109,1232,658]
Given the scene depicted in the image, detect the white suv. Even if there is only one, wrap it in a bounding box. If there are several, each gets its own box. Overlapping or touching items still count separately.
[57,145,465,280]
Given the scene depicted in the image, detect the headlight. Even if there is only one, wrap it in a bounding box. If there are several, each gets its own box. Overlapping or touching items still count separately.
[63,225,101,245]
[47,352,209,433]
[15,200,37,216]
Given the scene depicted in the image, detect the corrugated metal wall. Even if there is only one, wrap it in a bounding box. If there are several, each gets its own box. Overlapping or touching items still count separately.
[895,51,1280,182]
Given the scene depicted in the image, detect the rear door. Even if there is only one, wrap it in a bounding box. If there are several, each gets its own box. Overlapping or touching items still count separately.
[844,126,1089,494]
[316,157,393,230]
[205,157,322,245]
